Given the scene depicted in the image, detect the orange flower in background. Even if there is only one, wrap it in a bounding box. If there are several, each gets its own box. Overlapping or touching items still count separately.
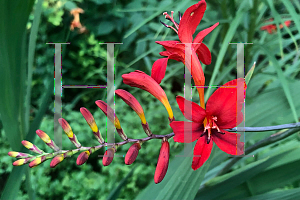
[70,8,87,33]
[261,18,292,34]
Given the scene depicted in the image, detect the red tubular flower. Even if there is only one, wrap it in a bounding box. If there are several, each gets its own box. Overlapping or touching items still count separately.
[95,100,128,141]
[152,0,219,108]
[122,70,174,122]
[115,89,147,124]
[154,140,170,184]
[125,142,141,165]
[116,89,153,136]
[170,78,246,170]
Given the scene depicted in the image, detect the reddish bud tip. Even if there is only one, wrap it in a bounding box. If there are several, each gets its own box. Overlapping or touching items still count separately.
[50,154,64,168]
[154,141,170,184]
[103,148,115,166]
[125,143,141,165]
[76,151,90,165]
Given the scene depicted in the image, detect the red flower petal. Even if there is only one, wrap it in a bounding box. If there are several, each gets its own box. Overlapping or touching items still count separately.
[159,51,182,62]
[178,0,206,43]
[193,22,219,50]
[156,40,185,60]
[95,100,122,129]
[196,43,211,65]
[151,58,168,84]
[206,78,247,129]
[154,141,170,184]
[116,89,146,124]
[212,130,244,155]
[192,135,213,170]
[170,121,203,143]
[122,70,174,121]
[176,96,206,123]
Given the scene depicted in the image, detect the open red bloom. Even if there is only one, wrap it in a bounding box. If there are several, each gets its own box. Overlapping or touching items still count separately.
[152,0,219,86]
[170,78,246,170]
[261,18,292,34]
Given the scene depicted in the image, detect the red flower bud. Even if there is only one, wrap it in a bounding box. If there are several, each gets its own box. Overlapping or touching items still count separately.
[154,140,170,184]
[103,148,115,166]
[50,154,64,168]
[125,142,141,165]
[76,151,90,165]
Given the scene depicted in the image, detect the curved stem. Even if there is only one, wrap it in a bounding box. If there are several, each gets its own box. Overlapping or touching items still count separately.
[19,122,300,165]
[216,125,300,177]
[224,122,300,132]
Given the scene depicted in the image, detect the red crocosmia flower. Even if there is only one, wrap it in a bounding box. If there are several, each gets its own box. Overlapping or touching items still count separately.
[170,78,246,170]
[152,0,218,108]
[261,18,292,34]
[122,70,175,122]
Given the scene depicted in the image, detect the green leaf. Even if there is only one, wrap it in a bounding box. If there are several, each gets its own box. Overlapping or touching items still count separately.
[195,148,293,200]
[64,1,77,11]
[245,62,256,85]
[97,21,115,36]
[205,7,245,101]
[259,45,299,123]
[243,188,300,200]
[107,167,136,200]
[136,145,217,200]
[0,1,35,199]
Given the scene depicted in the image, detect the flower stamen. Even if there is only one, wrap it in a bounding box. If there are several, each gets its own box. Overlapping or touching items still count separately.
[162,11,179,32]
[160,21,178,34]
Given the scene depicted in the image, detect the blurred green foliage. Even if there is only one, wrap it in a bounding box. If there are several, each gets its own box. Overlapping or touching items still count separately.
[1,0,300,199]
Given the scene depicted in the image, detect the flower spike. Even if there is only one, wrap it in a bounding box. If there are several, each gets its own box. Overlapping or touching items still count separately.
[80,107,105,144]
[95,100,128,141]
[36,130,60,151]
[58,118,82,148]
[21,140,44,154]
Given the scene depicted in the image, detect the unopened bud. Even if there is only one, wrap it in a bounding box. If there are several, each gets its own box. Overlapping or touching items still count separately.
[103,148,115,166]
[77,151,90,165]
[125,142,141,165]
[36,130,60,151]
[154,140,170,184]
[21,140,44,154]
[50,154,64,168]
[13,157,34,166]
[8,151,31,158]
[29,156,46,168]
